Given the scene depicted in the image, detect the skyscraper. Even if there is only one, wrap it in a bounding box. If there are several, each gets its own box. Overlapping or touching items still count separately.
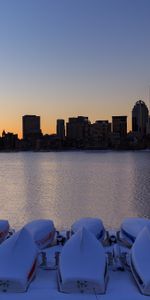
[112,116,127,137]
[132,100,149,135]
[66,116,90,140]
[90,120,111,147]
[56,119,65,139]
[22,115,42,140]
[147,116,150,135]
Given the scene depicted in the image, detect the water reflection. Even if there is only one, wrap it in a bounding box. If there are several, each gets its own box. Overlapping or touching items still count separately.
[129,152,150,218]
[0,151,150,229]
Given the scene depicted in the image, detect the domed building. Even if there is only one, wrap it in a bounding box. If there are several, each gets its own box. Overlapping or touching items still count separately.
[132,100,149,135]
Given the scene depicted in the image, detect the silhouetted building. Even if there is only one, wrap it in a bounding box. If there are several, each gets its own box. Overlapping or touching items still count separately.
[147,116,150,135]
[41,134,63,150]
[22,115,42,140]
[112,116,127,137]
[90,120,111,147]
[66,116,90,141]
[132,100,149,135]
[1,131,18,150]
[56,119,65,140]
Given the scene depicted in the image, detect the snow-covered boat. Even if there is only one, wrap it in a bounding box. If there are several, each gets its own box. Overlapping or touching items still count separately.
[58,227,108,294]
[130,224,150,295]
[71,217,105,240]
[0,228,38,292]
[118,217,150,247]
[0,220,14,244]
[24,219,56,249]
[0,217,150,299]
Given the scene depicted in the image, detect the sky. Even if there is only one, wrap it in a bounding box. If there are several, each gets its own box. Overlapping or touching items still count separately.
[0,0,150,137]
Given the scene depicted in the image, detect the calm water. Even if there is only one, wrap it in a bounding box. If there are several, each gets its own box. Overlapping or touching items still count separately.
[0,151,150,230]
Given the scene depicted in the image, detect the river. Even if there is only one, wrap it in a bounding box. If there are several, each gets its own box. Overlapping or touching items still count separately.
[0,150,150,230]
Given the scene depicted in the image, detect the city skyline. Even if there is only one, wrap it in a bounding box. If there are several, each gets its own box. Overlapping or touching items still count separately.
[1,102,150,151]
[1,1,150,136]
[0,99,149,138]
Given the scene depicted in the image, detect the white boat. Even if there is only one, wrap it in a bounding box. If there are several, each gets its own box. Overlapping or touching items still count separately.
[71,217,105,240]
[0,217,149,299]
[24,219,56,249]
[131,224,150,295]
[0,228,38,292]
[0,220,14,244]
[118,217,150,247]
[58,227,108,294]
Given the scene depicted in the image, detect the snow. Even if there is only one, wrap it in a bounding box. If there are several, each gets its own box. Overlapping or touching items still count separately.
[131,225,150,295]
[121,217,150,242]
[0,220,9,243]
[0,266,148,300]
[58,227,107,293]
[0,228,38,292]
[0,220,150,299]
[25,219,55,249]
[71,217,104,240]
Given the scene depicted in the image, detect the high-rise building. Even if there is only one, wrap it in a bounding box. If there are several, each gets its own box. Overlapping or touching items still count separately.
[132,100,149,135]
[90,120,111,147]
[22,115,42,140]
[56,119,65,139]
[1,131,18,150]
[66,116,90,140]
[112,116,127,137]
[146,116,150,135]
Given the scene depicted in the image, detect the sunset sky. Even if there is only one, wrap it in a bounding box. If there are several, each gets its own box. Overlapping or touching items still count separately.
[0,0,150,137]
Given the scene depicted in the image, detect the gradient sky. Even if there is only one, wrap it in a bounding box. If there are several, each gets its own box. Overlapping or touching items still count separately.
[0,0,150,137]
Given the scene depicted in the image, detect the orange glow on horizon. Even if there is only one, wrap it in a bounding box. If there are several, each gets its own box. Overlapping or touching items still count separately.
[0,115,132,139]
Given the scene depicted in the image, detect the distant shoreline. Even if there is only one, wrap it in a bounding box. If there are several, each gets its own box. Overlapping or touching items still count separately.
[0,148,150,153]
